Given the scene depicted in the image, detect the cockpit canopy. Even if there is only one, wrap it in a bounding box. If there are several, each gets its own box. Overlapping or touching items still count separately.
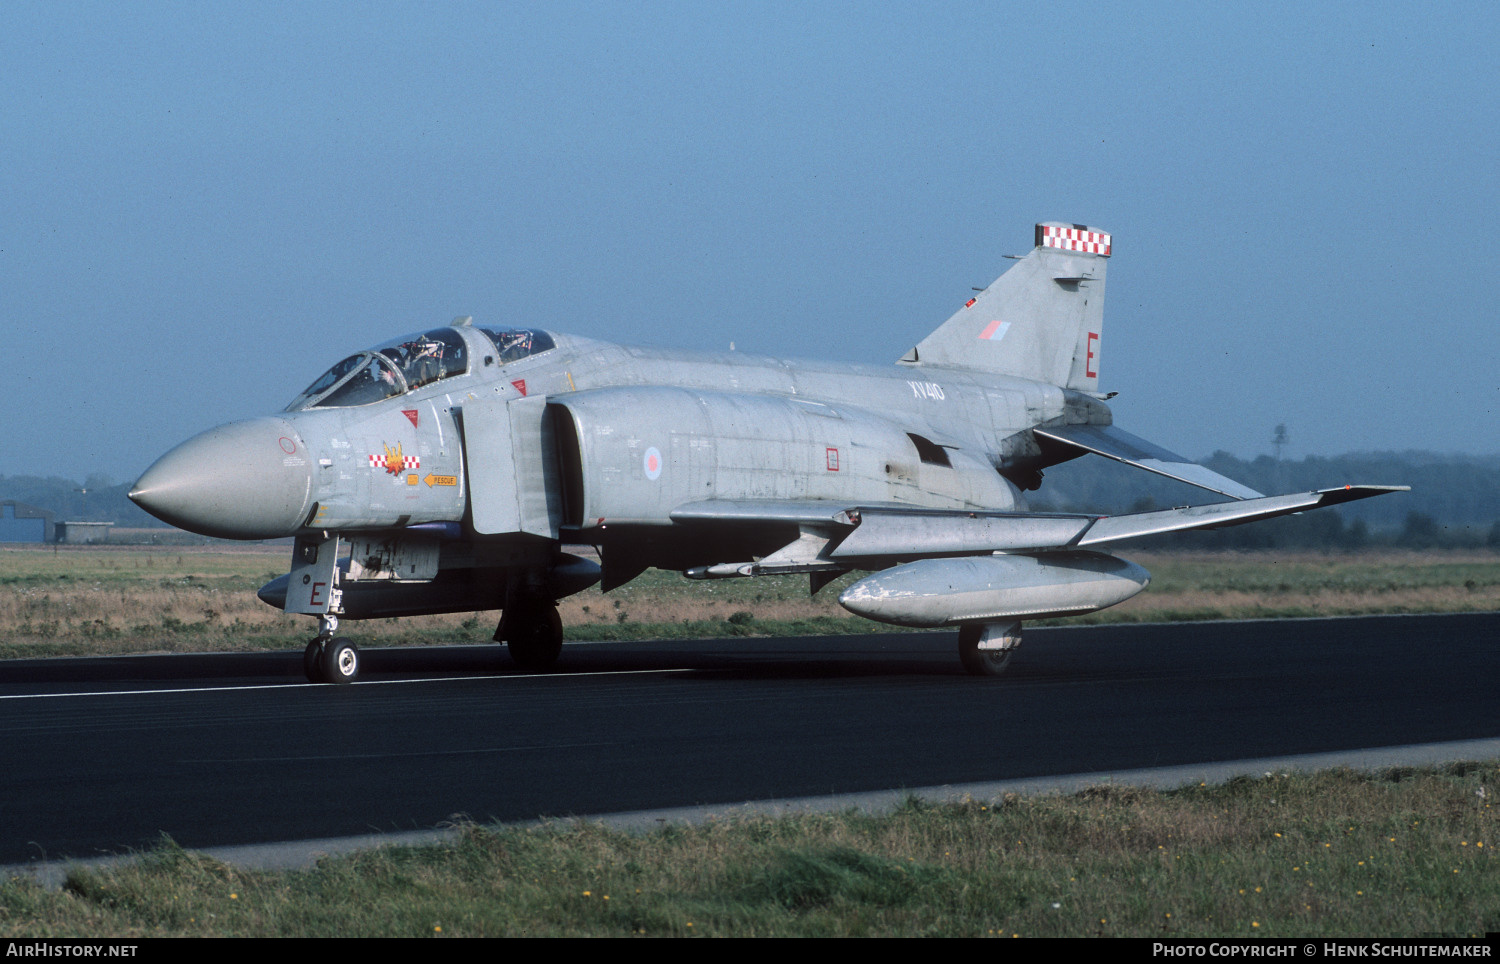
[479,327,555,365]
[285,326,557,410]
[287,329,469,410]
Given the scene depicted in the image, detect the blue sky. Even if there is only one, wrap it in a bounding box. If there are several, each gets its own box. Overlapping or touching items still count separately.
[4,2,1495,483]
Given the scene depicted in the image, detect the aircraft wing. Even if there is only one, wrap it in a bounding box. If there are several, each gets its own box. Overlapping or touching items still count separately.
[670,484,1408,563]
[1033,424,1265,500]
[1069,485,1406,546]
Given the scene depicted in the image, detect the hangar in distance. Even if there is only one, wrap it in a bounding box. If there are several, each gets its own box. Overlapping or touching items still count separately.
[130,222,1406,683]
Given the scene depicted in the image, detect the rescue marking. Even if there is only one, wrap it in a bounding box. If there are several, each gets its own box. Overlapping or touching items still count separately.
[978,320,1010,342]
[370,443,419,475]
[826,447,840,472]
[402,409,419,428]
[643,446,663,481]
[406,474,419,486]
[511,379,528,396]
[908,380,946,401]
[424,473,457,487]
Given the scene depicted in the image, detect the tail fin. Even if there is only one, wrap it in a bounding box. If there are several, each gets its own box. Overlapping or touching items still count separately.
[900,222,1110,392]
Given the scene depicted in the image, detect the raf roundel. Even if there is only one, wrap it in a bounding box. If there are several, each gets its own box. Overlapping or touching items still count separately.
[643,446,663,481]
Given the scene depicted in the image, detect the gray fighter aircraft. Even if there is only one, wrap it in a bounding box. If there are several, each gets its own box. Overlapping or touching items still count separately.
[130,222,1405,683]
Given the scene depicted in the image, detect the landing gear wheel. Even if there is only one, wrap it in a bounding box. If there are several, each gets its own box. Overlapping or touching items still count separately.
[321,637,360,684]
[303,638,326,684]
[958,623,1020,677]
[505,603,564,671]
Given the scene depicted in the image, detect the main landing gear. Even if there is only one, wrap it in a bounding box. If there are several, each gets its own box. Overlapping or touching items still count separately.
[958,621,1022,677]
[495,598,564,671]
[304,615,360,684]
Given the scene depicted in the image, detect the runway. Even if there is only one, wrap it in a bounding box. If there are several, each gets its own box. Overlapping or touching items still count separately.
[0,612,1495,868]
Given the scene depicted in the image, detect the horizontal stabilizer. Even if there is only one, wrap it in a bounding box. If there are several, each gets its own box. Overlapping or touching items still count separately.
[1034,424,1264,500]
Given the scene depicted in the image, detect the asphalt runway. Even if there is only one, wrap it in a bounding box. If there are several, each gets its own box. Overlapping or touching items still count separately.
[1,612,1495,867]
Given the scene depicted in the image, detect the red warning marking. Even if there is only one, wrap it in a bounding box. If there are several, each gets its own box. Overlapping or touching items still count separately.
[402,409,419,428]
[278,437,296,454]
[826,447,840,472]
[511,379,528,396]
[1085,331,1099,378]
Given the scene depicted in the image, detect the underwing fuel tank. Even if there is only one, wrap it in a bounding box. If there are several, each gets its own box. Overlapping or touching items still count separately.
[838,551,1149,628]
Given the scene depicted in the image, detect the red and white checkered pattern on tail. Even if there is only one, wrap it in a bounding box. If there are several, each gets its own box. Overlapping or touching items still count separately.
[1039,225,1111,256]
[368,455,421,469]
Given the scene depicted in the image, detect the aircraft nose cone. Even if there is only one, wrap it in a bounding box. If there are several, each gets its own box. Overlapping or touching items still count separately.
[130,418,315,539]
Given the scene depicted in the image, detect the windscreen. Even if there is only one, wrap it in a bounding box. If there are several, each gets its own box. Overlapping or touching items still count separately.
[314,354,406,408]
[286,328,471,410]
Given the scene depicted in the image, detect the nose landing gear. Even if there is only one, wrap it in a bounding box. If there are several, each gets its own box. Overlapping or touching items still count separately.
[304,614,361,684]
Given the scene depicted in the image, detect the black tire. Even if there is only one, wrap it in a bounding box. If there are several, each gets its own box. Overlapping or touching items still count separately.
[506,603,564,671]
[322,637,360,684]
[303,638,326,684]
[958,624,1017,677]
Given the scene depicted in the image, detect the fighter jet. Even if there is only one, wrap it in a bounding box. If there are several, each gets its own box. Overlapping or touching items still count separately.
[130,222,1405,683]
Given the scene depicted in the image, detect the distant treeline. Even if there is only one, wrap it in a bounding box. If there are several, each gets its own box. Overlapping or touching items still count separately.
[0,473,161,527]
[4,450,1498,551]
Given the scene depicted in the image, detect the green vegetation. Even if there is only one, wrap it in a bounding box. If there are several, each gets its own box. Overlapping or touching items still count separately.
[4,765,1494,937]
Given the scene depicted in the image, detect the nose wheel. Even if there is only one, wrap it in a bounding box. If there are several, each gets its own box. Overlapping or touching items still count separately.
[304,615,360,684]
[304,636,360,684]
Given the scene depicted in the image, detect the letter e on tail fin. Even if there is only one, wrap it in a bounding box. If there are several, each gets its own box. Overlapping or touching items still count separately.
[902,222,1110,392]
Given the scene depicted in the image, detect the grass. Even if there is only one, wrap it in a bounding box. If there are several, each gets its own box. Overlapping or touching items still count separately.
[2,764,1494,937]
[1,545,1497,659]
